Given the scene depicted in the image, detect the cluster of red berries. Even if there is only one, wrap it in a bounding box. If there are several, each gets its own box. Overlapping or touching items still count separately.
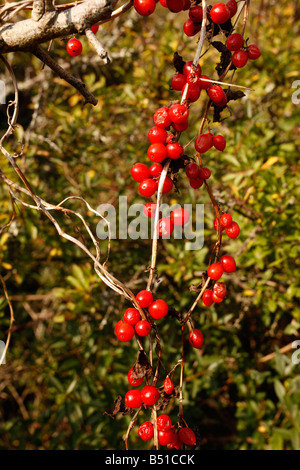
[226,32,261,68]
[66,25,99,56]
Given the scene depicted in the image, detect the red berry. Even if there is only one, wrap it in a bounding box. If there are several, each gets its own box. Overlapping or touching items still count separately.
[213,281,227,298]
[125,389,143,408]
[162,176,174,194]
[166,0,185,12]
[212,292,223,303]
[141,385,160,406]
[198,75,211,89]
[139,178,157,197]
[123,308,141,326]
[182,83,201,102]
[157,414,172,432]
[220,213,232,227]
[66,38,82,57]
[247,44,261,60]
[189,329,204,349]
[199,167,211,180]
[225,220,240,238]
[214,216,225,232]
[171,73,186,91]
[159,0,167,6]
[169,104,189,124]
[115,320,135,342]
[213,134,226,151]
[208,85,227,105]
[178,427,196,446]
[166,133,176,144]
[226,33,244,51]
[128,368,144,387]
[170,208,190,226]
[207,262,223,280]
[147,143,167,163]
[158,429,176,446]
[131,163,150,182]
[135,320,151,336]
[143,202,157,218]
[136,290,153,308]
[153,107,172,128]
[227,0,237,17]
[232,49,248,68]
[134,0,156,16]
[164,377,174,394]
[202,289,214,307]
[183,18,201,37]
[185,162,200,179]
[138,421,154,441]
[210,3,230,24]
[172,120,189,132]
[166,142,184,159]
[189,5,203,22]
[189,176,204,189]
[195,133,213,153]
[157,218,174,238]
[167,432,183,449]
[220,254,236,273]
[148,126,167,144]
[149,162,163,178]
[183,60,201,77]
[91,24,99,34]
[149,299,168,320]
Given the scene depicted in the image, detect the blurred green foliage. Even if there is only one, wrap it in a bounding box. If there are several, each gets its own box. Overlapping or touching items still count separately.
[0,0,299,450]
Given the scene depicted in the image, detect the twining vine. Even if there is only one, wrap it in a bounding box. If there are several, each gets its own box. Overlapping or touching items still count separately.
[0,0,261,450]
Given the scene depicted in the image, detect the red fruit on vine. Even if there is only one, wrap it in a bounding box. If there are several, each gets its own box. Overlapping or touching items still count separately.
[164,377,174,394]
[210,3,230,24]
[220,254,236,273]
[139,178,157,197]
[66,38,83,57]
[131,163,150,182]
[182,83,201,102]
[213,281,227,298]
[166,0,185,12]
[178,427,196,446]
[226,33,244,51]
[199,167,211,180]
[143,202,157,218]
[171,73,186,91]
[202,289,214,307]
[189,176,204,189]
[149,162,163,177]
[207,262,223,280]
[135,320,151,336]
[141,385,160,406]
[153,107,172,128]
[147,142,168,163]
[158,429,176,446]
[187,71,201,86]
[123,308,141,326]
[183,19,201,37]
[149,299,168,319]
[170,208,190,226]
[162,176,174,194]
[128,368,144,387]
[189,5,203,22]
[134,0,156,16]
[172,120,189,132]
[157,414,172,432]
[115,320,135,342]
[183,60,201,77]
[138,421,154,441]
[195,133,213,153]
[198,75,211,89]
[247,44,261,60]
[220,213,232,228]
[185,162,200,179]
[91,24,99,34]
[212,292,223,303]
[136,289,153,308]
[188,329,204,349]
[214,216,225,232]
[213,134,226,151]
[166,142,184,159]
[225,220,240,238]
[169,104,189,124]
[208,85,227,106]
[148,126,167,144]
[227,0,237,18]
[157,218,174,238]
[125,389,143,408]
[232,49,248,68]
